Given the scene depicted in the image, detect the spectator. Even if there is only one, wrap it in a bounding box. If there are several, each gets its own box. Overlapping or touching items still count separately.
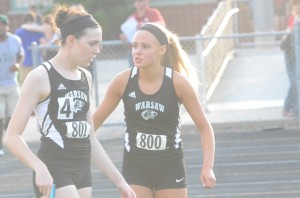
[29,5,42,25]
[0,14,24,156]
[22,14,60,61]
[274,0,288,31]
[119,0,166,67]
[281,0,300,117]
[15,12,45,86]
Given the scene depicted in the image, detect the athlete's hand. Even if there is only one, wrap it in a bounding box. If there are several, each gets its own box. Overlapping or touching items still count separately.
[34,163,53,197]
[200,168,216,189]
[118,183,136,198]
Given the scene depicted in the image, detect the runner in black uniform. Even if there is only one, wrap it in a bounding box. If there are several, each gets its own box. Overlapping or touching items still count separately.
[4,5,135,198]
[93,23,216,198]
[122,66,187,190]
[33,61,92,196]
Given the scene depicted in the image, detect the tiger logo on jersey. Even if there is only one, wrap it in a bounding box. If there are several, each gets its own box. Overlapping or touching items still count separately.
[74,100,84,113]
[141,110,157,120]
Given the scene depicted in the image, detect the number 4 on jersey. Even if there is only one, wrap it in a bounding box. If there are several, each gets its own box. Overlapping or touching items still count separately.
[57,97,74,119]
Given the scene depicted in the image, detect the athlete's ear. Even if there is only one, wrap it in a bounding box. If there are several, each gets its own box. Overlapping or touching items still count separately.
[65,34,77,48]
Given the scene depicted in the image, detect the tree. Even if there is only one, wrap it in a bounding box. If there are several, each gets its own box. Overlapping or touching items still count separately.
[53,0,133,40]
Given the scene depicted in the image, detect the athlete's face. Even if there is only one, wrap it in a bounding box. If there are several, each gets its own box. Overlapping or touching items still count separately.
[132,30,166,68]
[74,27,102,67]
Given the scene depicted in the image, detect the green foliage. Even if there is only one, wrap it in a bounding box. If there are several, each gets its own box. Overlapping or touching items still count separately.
[53,0,134,40]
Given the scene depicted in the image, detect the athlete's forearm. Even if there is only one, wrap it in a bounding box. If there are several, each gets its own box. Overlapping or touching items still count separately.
[200,127,215,169]
[4,133,45,171]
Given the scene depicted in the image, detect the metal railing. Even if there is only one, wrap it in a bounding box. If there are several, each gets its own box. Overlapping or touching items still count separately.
[28,0,300,128]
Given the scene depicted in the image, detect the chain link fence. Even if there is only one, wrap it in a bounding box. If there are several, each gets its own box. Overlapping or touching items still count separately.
[30,0,300,128]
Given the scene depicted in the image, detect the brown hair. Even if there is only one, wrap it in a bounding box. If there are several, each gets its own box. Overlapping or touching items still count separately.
[23,12,36,23]
[52,4,100,45]
[43,14,57,33]
[145,23,191,77]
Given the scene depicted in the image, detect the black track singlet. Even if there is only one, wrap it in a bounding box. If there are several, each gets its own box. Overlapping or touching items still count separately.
[122,67,184,160]
[35,61,91,165]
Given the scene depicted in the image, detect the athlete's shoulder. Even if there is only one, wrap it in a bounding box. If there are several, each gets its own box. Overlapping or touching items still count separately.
[172,69,191,90]
[172,69,188,80]
[28,65,49,82]
[113,68,132,83]
[22,65,50,99]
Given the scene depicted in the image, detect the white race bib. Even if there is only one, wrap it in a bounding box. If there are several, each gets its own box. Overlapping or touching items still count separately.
[66,121,90,138]
[136,132,167,151]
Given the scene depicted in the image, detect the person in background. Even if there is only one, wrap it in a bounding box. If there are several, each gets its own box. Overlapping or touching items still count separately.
[274,0,288,31]
[15,12,45,86]
[282,0,300,117]
[4,5,136,198]
[119,0,166,67]
[29,5,43,25]
[94,23,216,198]
[22,14,60,61]
[0,14,24,156]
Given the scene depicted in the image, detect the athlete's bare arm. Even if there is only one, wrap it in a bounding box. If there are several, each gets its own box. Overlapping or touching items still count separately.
[173,71,216,189]
[4,66,53,196]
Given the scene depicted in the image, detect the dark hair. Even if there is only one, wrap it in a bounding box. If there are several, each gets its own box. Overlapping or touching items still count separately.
[139,24,168,45]
[52,4,100,45]
[43,15,57,33]
[23,12,36,23]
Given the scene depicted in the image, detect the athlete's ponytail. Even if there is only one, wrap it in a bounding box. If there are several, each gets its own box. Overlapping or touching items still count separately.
[144,23,191,78]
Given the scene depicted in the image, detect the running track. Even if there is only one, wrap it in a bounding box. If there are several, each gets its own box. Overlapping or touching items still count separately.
[0,127,299,198]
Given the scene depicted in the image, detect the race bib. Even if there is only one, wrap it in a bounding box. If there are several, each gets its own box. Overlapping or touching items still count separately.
[65,121,90,138]
[136,132,167,151]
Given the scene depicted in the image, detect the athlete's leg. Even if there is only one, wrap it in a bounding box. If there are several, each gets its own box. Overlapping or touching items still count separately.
[34,177,92,198]
[55,185,81,198]
[78,187,92,198]
[154,188,187,198]
[130,185,153,198]
[38,185,82,198]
